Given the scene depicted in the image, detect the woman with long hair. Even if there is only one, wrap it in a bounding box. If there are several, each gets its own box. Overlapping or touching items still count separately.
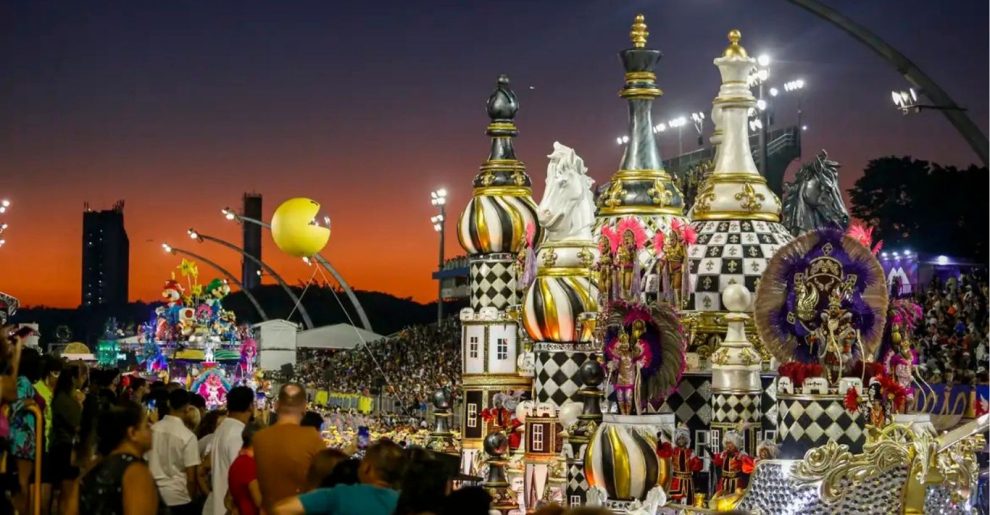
[10,346,44,514]
[50,362,87,514]
[79,400,158,514]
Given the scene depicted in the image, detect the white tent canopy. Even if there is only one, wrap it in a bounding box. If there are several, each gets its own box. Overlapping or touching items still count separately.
[296,323,385,350]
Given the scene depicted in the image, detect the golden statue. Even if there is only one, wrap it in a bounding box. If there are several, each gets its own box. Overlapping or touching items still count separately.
[595,232,615,304]
[794,274,818,322]
[616,229,638,301]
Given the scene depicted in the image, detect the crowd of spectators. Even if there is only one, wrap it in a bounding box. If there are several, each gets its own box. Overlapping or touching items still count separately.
[295,318,462,415]
[911,271,989,386]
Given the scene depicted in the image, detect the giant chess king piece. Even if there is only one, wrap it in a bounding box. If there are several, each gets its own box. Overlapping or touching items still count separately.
[595,14,688,299]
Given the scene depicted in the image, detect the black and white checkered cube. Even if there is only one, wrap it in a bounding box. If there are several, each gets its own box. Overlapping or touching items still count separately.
[687,219,792,311]
[712,392,761,426]
[761,375,778,434]
[777,395,866,459]
[661,373,712,436]
[470,254,517,311]
[535,350,589,406]
[566,462,588,506]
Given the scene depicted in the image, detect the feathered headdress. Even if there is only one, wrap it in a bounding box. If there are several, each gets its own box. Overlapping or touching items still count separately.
[616,217,648,248]
[889,298,923,334]
[755,228,889,364]
[670,218,698,245]
[600,225,621,254]
[846,222,883,256]
[652,232,665,258]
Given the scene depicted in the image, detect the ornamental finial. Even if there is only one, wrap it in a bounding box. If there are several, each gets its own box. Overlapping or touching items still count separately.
[630,14,648,48]
[723,29,748,58]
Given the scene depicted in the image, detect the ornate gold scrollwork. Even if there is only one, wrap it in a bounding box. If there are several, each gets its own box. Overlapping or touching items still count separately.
[647,179,674,208]
[791,440,910,504]
[935,433,985,503]
[602,180,626,208]
[541,249,559,268]
[734,183,765,212]
[693,180,716,215]
[577,247,595,268]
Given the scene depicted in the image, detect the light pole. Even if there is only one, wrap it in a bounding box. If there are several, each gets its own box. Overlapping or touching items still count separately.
[668,116,687,156]
[161,242,268,321]
[221,207,375,333]
[690,112,706,147]
[752,54,771,176]
[188,227,315,329]
[0,199,10,248]
[785,79,806,157]
[430,188,447,325]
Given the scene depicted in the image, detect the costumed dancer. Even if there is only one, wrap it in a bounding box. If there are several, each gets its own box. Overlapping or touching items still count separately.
[755,439,778,463]
[614,218,647,302]
[865,378,890,427]
[657,426,703,504]
[712,429,754,497]
[606,327,646,415]
[516,222,538,291]
[880,300,922,413]
[596,227,618,305]
[660,219,696,308]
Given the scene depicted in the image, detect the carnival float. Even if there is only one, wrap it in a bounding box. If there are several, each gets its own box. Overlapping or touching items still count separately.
[449,14,986,515]
[124,259,261,408]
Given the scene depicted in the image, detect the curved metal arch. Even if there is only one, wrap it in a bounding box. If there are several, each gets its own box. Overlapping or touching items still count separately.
[787,0,988,165]
[166,245,269,321]
[231,214,374,333]
[194,233,315,329]
[313,254,373,332]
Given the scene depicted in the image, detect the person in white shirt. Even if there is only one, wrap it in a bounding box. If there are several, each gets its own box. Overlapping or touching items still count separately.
[147,388,201,514]
[210,386,256,515]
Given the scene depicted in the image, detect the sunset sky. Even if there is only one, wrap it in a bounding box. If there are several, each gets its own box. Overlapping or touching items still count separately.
[0,0,986,308]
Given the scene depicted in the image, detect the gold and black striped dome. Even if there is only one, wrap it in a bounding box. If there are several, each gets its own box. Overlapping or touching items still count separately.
[458,75,543,255]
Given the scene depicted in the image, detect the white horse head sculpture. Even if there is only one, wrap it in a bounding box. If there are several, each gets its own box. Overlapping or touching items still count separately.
[538,142,595,243]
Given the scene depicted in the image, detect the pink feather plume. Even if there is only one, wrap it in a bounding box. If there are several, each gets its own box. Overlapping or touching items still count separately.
[525,222,536,248]
[601,226,621,254]
[652,231,665,257]
[846,222,880,255]
[616,217,648,249]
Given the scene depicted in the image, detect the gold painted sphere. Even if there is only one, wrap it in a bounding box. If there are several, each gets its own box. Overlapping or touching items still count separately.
[271,198,331,257]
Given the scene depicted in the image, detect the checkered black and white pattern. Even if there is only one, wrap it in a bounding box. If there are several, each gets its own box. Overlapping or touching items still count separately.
[470,254,517,311]
[535,350,589,406]
[687,219,793,311]
[761,376,778,435]
[566,462,588,507]
[712,392,760,426]
[661,374,712,436]
[777,396,866,459]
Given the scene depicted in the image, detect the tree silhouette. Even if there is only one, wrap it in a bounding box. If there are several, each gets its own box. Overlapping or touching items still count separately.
[848,156,987,260]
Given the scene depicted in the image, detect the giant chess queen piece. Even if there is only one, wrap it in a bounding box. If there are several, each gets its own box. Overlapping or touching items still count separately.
[708,284,761,454]
[684,30,793,314]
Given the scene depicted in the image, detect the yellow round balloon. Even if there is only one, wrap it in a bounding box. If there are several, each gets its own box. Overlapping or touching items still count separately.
[271,198,331,257]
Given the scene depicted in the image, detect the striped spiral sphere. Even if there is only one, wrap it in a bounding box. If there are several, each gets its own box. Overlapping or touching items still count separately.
[458,194,541,255]
[585,420,669,501]
[522,275,598,343]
